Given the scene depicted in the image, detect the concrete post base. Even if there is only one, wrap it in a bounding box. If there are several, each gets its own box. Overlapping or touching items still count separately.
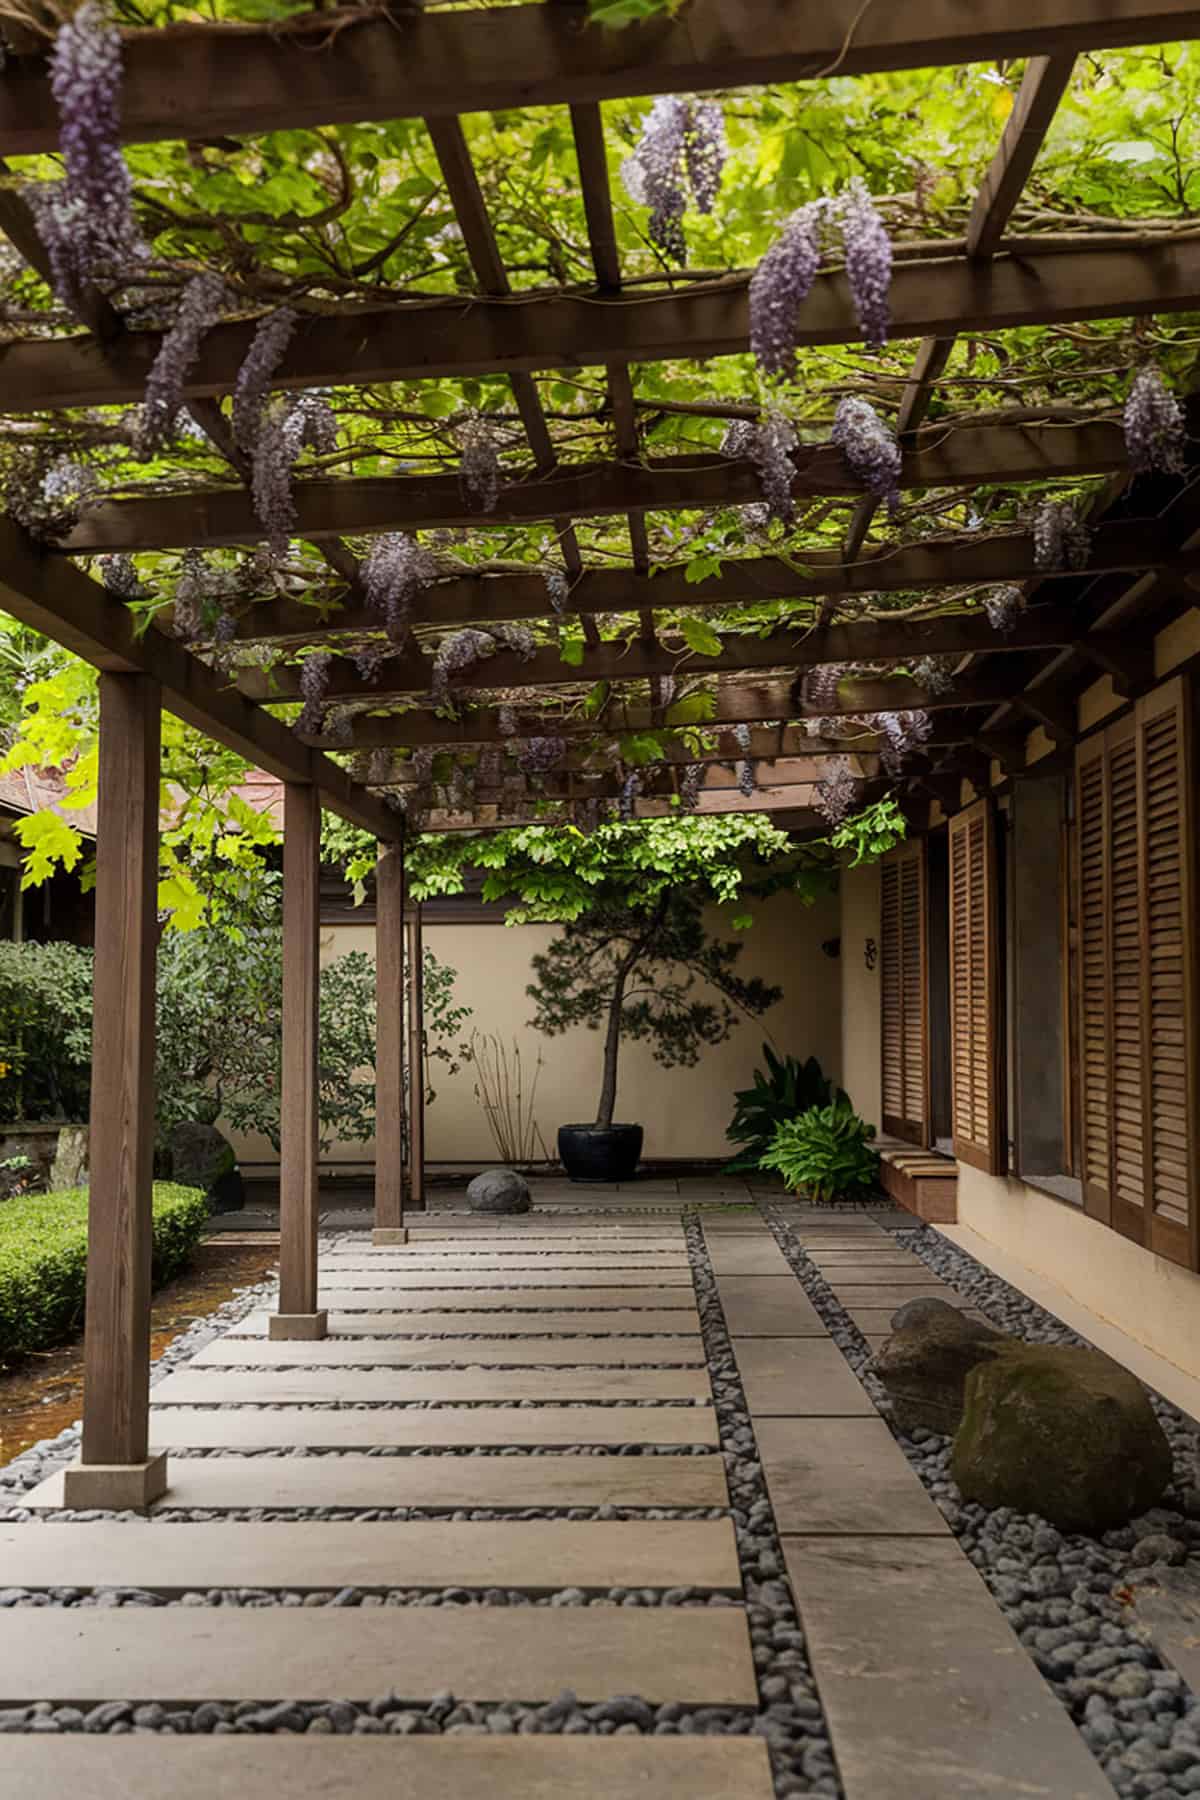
[372,1227,409,1246]
[61,1450,169,1511]
[269,1310,329,1341]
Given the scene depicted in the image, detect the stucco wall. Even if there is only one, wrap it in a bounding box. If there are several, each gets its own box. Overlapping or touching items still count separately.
[228,884,842,1170]
[838,860,881,1130]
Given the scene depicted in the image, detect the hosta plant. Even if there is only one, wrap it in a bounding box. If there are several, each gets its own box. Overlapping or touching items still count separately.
[760,1101,880,1202]
[724,1044,843,1173]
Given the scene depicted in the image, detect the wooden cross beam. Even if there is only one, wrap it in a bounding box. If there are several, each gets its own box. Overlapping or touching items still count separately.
[11,242,1200,413]
[1,0,1197,152]
[241,608,1077,708]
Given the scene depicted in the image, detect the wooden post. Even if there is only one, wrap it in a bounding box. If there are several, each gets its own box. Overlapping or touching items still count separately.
[373,837,408,1244]
[271,782,326,1339]
[406,905,426,1210]
[65,673,166,1510]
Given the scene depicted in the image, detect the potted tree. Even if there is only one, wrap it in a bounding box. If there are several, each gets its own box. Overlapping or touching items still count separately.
[410,815,797,1182]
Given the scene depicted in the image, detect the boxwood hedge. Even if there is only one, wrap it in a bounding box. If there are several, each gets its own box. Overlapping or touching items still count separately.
[0,1182,208,1362]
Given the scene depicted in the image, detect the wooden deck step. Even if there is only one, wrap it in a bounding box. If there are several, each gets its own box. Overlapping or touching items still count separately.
[6,1737,775,1800]
[0,1519,741,1594]
[0,1604,756,1705]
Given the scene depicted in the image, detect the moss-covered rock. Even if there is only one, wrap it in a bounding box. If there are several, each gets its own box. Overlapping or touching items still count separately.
[872,1305,1006,1436]
[951,1343,1172,1534]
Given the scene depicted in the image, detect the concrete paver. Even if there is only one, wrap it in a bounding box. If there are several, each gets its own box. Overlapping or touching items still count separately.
[756,1417,950,1536]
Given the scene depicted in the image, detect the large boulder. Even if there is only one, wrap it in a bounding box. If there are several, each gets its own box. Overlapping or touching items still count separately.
[952,1342,1173,1534]
[467,1168,532,1214]
[170,1121,244,1216]
[872,1302,1006,1436]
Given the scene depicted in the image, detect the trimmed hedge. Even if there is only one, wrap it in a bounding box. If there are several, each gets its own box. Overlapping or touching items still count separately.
[0,1182,208,1362]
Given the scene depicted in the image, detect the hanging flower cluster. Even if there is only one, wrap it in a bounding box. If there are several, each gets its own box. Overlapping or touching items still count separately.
[97,552,141,598]
[33,3,146,313]
[679,763,705,810]
[812,755,861,826]
[803,663,847,715]
[490,622,537,662]
[725,412,799,524]
[233,309,298,455]
[736,759,757,797]
[296,651,332,736]
[873,708,932,776]
[1032,500,1092,572]
[831,398,901,508]
[983,584,1023,635]
[543,567,570,614]
[252,392,338,559]
[620,96,727,263]
[137,274,229,457]
[431,628,497,700]
[458,414,502,513]
[750,183,892,380]
[619,770,643,822]
[910,654,956,697]
[362,532,438,643]
[7,454,97,542]
[519,736,567,774]
[1124,365,1186,477]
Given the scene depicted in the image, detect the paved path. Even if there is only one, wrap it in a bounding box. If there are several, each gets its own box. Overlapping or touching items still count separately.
[5,1193,1113,1798]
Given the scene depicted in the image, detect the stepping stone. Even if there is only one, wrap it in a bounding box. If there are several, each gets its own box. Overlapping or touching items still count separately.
[781,1539,1114,1799]
[812,1264,941,1285]
[151,1367,712,1404]
[317,1287,696,1311]
[716,1277,826,1337]
[146,1405,721,1450]
[24,1452,729,1513]
[822,1284,955,1309]
[705,1242,792,1276]
[735,1340,874,1417]
[5,1735,775,1800]
[320,1257,692,1274]
[0,1519,742,1594]
[193,1336,706,1368]
[230,1309,701,1338]
[756,1417,950,1536]
[804,1248,926,1264]
[316,1270,695,1289]
[0,1603,755,1705]
[323,1238,687,1254]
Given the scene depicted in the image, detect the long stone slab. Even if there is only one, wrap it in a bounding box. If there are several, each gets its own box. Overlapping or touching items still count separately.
[146,1405,720,1450]
[756,1417,950,1536]
[0,1519,741,1593]
[735,1339,874,1417]
[151,1367,712,1404]
[5,1737,775,1800]
[317,1270,695,1289]
[810,1264,941,1285]
[316,1287,697,1311]
[323,1238,687,1254]
[0,1604,754,1705]
[716,1277,826,1337]
[24,1452,728,1513]
[231,1310,701,1338]
[704,1242,792,1276]
[193,1336,706,1368]
[783,1539,1114,1799]
[822,1284,955,1309]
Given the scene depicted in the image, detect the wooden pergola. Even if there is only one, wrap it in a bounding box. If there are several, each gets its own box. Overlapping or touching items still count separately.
[0,0,1198,1501]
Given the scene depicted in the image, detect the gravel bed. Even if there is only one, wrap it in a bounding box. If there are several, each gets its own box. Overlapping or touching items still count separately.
[687,1211,842,1799]
[765,1204,1200,1800]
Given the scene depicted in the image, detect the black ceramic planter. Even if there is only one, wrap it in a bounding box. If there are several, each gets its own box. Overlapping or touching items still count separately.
[557,1123,644,1183]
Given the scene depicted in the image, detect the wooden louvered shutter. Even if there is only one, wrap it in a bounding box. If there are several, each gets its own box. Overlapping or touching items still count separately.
[1139,679,1196,1267]
[1076,731,1111,1222]
[880,840,929,1145]
[1074,676,1197,1268]
[948,797,1004,1172]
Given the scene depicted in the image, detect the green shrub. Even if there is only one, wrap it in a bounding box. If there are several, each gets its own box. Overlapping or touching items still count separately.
[0,1182,207,1362]
[725,1045,845,1172]
[760,1102,880,1202]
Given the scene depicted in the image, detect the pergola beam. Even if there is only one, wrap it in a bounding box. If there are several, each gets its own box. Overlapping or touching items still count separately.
[12,243,1200,413]
[61,421,1130,554]
[0,516,398,840]
[0,0,1196,152]
[243,607,1079,707]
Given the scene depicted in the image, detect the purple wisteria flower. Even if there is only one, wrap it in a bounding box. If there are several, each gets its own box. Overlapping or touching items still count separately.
[831,398,901,508]
[362,532,438,643]
[749,203,823,380]
[812,755,860,826]
[1032,499,1092,572]
[841,178,892,350]
[1124,365,1186,477]
[519,736,566,774]
[458,414,502,513]
[621,96,727,264]
[138,273,229,457]
[431,628,495,700]
[295,651,332,736]
[233,308,298,455]
[983,585,1023,635]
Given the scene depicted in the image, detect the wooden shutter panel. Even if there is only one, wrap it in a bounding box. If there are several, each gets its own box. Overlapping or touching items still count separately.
[948,797,1004,1172]
[1074,675,1197,1268]
[880,840,929,1145]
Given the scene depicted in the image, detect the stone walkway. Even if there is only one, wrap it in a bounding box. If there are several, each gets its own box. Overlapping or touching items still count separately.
[2,1191,1117,1797]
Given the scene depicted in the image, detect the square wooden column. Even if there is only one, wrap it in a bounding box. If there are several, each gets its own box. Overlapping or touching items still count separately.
[271,781,326,1340]
[406,905,427,1211]
[65,672,167,1510]
[373,837,408,1245]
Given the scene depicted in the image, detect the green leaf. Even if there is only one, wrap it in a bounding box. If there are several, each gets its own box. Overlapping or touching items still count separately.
[680,616,724,659]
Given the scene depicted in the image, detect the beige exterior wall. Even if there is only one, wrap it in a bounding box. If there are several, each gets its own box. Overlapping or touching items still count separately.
[838,861,881,1131]
[228,885,842,1170]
